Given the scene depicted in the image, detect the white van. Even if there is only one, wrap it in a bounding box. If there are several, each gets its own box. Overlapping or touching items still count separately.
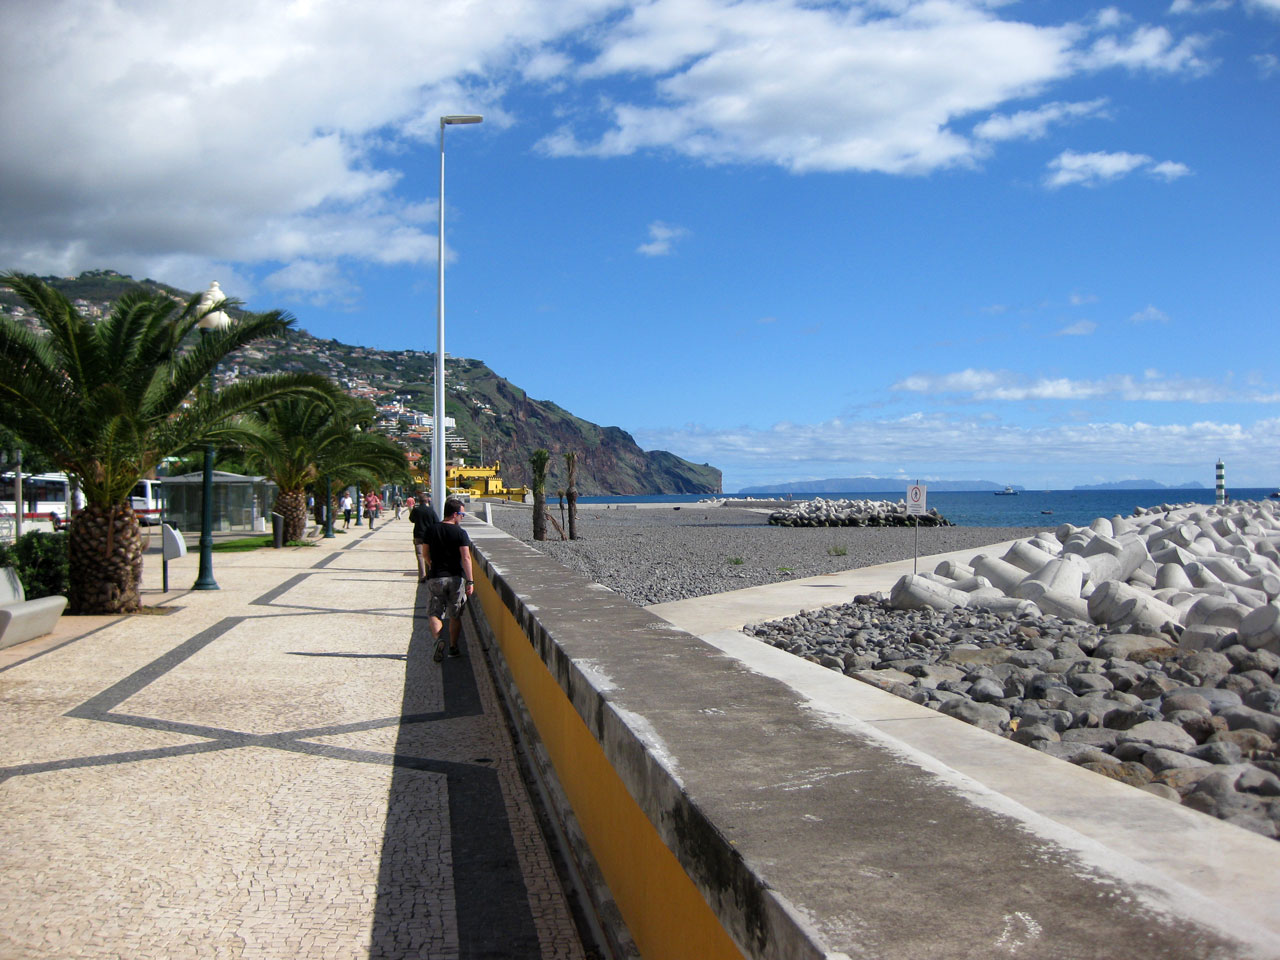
[130,479,163,525]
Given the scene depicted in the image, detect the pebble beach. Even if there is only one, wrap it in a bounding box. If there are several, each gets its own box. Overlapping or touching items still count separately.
[490,498,1280,839]
[489,503,1040,605]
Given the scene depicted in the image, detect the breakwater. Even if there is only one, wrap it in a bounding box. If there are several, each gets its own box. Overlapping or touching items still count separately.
[766,497,950,527]
[781,498,1280,838]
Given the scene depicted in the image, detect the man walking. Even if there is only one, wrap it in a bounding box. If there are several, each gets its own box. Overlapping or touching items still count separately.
[425,498,473,662]
[408,491,440,582]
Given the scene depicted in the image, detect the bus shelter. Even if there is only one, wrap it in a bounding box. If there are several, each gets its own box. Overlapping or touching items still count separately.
[161,471,276,534]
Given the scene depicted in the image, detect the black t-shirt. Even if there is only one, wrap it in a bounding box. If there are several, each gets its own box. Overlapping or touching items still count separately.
[425,520,472,578]
[409,503,440,540]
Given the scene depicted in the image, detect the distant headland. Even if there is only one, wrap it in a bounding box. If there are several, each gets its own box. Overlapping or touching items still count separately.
[1070,479,1205,491]
[738,476,1209,495]
[738,477,1019,494]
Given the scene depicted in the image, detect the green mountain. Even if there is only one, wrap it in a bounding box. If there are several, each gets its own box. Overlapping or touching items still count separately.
[0,270,722,496]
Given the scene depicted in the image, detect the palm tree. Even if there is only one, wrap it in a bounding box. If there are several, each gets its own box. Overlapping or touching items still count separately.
[241,396,408,542]
[529,448,550,541]
[0,273,333,613]
[564,450,578,540]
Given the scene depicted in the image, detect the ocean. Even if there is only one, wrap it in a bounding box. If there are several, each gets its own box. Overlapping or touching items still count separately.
[575,488,1278,529]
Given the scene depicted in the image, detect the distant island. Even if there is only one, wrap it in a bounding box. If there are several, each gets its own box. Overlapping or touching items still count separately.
[1072,480,1206,491]
[738,477,1022,494]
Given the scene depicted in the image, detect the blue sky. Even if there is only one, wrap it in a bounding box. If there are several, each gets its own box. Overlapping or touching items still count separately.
[2,0,1278,492]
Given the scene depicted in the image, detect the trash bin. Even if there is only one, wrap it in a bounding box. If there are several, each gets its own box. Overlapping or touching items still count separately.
[271,512,285,548]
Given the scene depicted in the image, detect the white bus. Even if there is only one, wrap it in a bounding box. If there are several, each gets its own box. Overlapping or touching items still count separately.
[0,473,162,526]
[0,472,83,526]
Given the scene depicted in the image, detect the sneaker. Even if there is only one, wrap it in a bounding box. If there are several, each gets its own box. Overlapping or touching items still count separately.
[448,646,461,658]
[432,639,446,662]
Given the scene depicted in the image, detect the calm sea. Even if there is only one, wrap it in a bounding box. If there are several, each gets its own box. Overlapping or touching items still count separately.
[576,488,1277,529]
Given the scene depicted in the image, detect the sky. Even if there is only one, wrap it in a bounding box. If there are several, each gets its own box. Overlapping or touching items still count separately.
[2,0,1278,493]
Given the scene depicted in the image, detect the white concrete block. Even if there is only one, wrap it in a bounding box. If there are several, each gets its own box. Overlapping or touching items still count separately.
[1155,563,1193,590]
[1239,603,1280,652]
[889,575,971,612]
[971,555,1027,594]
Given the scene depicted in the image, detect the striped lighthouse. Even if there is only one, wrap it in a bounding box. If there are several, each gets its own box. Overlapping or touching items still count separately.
[1216,459,1226,506]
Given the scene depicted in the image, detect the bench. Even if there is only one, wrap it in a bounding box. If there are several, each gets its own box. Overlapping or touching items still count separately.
[0,567,68,650]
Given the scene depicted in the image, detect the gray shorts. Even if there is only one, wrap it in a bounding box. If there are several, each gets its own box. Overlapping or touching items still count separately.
[426,576,467,619]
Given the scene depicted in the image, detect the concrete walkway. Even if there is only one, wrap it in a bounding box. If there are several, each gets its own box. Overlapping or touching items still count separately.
[646,538,1022,634]
[646,537,1280,956]
[0,518,588,960]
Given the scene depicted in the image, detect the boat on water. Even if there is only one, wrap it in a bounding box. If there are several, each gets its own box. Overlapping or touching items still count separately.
[994,486,1018,496]
[1270,491,1280,500]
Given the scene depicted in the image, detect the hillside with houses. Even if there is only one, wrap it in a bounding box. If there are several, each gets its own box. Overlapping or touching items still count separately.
[0,270,721,495]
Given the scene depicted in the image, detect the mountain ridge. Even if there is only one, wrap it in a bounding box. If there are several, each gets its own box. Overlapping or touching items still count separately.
[0,270,721,495]
[738,477,1020,494]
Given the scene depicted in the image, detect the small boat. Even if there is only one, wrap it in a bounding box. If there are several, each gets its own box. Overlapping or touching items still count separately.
[1041,509,1053,514]
[1270,491,1280,500]
[994,486,1018,496]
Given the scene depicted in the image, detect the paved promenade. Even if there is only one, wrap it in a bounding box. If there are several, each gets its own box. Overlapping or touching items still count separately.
[0,518,588,960]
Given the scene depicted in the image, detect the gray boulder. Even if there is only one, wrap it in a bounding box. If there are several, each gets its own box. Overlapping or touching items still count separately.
[937,698,1010,734]
[1220,705,1280,740]
[1119,720,1197,753]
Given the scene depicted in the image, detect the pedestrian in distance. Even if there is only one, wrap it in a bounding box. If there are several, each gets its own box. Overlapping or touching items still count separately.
[408,491,439,582]
[340,492,353,529]
[425,498,473,661]
[364,490,379,530]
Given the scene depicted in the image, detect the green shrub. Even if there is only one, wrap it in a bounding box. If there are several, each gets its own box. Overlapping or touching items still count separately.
[0,531,70,599]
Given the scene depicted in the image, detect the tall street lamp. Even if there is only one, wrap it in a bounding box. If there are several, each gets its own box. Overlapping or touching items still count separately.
[434,113,483,511]
[193,281,231,590]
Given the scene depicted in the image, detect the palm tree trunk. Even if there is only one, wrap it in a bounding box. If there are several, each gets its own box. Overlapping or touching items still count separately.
[532,490,546,541]
[565,452,578,540]
[275,490,308,542]
[69,503,143,614]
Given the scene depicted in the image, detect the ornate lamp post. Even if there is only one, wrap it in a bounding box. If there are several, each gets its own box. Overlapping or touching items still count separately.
[193,281,231,590]
[433,113,483,510]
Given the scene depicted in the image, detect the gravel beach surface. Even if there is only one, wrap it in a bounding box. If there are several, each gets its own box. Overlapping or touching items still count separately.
[489,503,1042,605]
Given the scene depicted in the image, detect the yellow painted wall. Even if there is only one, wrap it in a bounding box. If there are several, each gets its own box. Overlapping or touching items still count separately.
[474,574,747,960]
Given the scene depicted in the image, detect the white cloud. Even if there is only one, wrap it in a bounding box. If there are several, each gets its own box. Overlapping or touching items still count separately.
[1045,150,1191,187]
[889,368,1278,404]
[0,0,1224,286]
[1055,320,1097,336]
[542,0,1083,173]
[262,259,359,307]
[1150,160,1192,180]
[1069,292,1099,305]
[0,0,618,282]
[1079,25,1212,74]
[1130,305,1171,324]
[1046,150,1151,187]
[637,221,689,256]
[1246,0,1280,14]
[974,99,1108,141]
[1256,53,1280,77]
[636,415,1280,489]
[1169,0,1234,14]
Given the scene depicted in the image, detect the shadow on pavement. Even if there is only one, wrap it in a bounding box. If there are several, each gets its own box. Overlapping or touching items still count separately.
[368,593,540,959]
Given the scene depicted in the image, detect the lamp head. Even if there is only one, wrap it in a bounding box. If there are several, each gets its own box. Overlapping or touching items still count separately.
[441,114,483,126]
[196,281,232,331]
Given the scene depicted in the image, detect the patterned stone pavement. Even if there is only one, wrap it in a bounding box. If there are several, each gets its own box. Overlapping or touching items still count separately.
[0,519,590,960]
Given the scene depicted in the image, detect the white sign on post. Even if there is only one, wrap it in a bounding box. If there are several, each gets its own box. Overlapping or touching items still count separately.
[906,484,927,516]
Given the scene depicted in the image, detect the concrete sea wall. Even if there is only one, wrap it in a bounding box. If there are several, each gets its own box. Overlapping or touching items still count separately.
[465,524,1280,960]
